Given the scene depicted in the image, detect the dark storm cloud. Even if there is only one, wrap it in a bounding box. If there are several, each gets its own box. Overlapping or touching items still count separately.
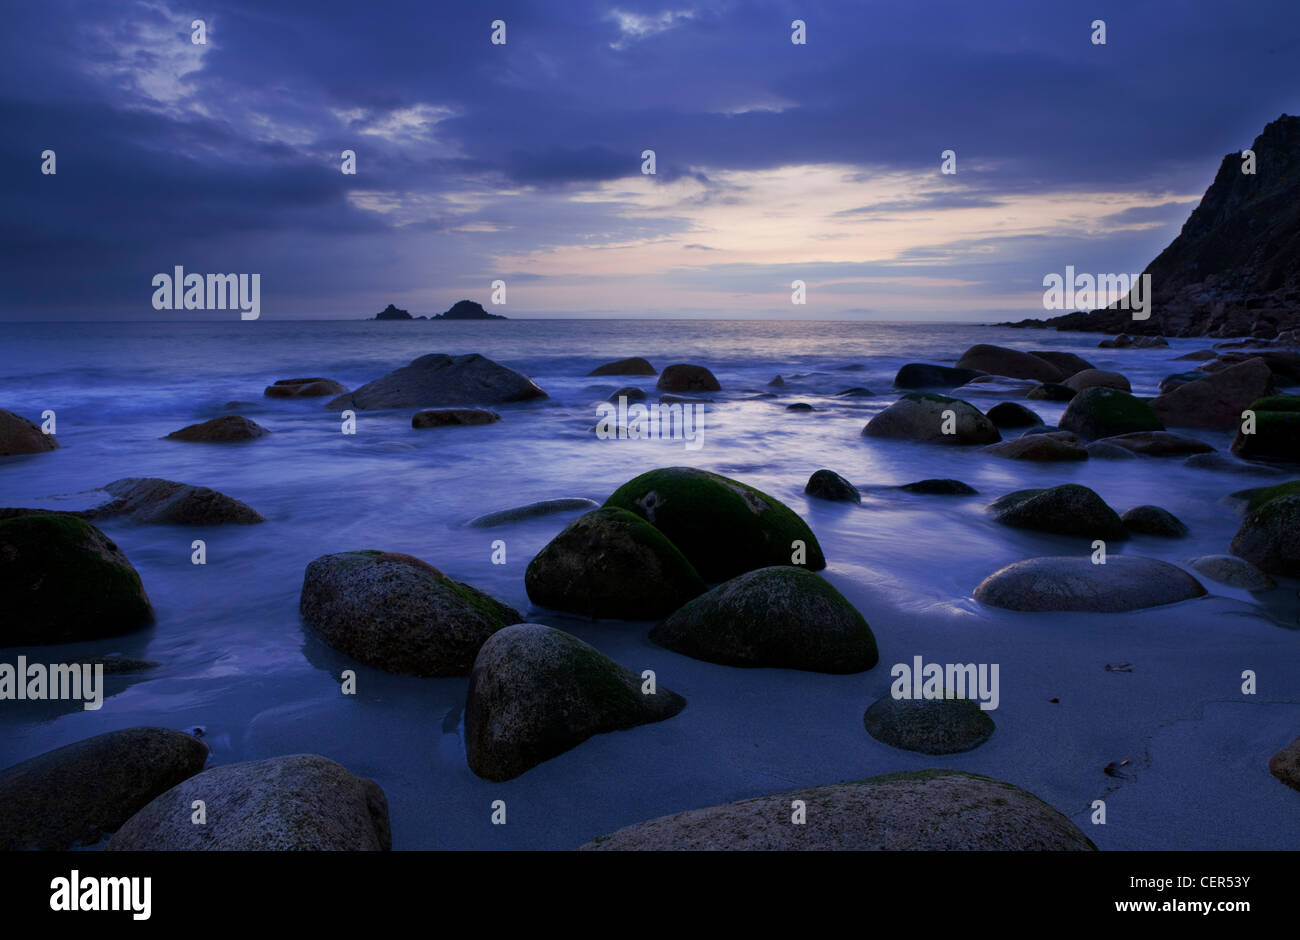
[0,0,1297,317]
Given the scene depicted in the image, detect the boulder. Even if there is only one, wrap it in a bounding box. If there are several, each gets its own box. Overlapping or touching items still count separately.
[1232,410,1300,461]
[1133,335,1170,348]
[862,393,1000,445]
[804,469,860,503]
[1174,349,1219,361]
[863,695,995,755]
[1230,493,1300,576]
[90,477,264,525]
[898,479,977,495]
[1086,441,1138,460]
[264,378,347,399]
[328,353,547,410]
[988,484,1128,541]
[786,402,814,412]
[603,467,825,581]
[0,728,209,851]
[1099,431,1215,457]
[1027,350,1095,377]
[1229,480,1300,512]
[299,551,520,676]
[464,498,599,528]
[656,364,721,392]
[1027,383,1077,401]
[588,357,657,377]
[0,514,154,646]
[986,401,1043,428]
[1186,555,1274,590]
[955,345,1064,382]
[983,434,1087,461]
[465,624,686,781]
[107,754,390,850]
[1152,358,1275,429]
[524,508,706,619]
[0,409,57,457]
[1064,369,1131,392]
[411,408,501,428]
[580,769,1095,850]
[1185,452,1284,474]
[975,556,1207,612]
[649,566,878,674]
[164,415,269,442]
[1269,736,1300,792]
[607,387,646,404]
[1059,387,1164,440]
[1098,334,1134,349]
[1121,505,1189,537]
[893,363,986,389]
[1158,371,1206,393]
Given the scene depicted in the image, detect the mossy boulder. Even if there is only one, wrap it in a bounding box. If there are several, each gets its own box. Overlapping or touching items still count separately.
[1230,493,1300,576]
[525,508,706,619]
[299,550,520,676]
[579,769,1095,850]
[1247,394,1300,413]
[650,566,877,674]
[0,408,58,456]
[465,623,686,781]
[1059,387,1164,440]
[0,513,154,646]
[1232,410,1300,461]
[863,695,995,755]
[975,556,1206,612]
[0,728,209,850]
[604,466,825,581]
[107,754,390,850]
[1230,479,1300,512]
[804,469,860,503]
[862,393,1000,445]
[988,484,1128,541]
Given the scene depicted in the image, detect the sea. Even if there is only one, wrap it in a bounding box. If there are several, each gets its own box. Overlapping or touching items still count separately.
[1,318,1297,850]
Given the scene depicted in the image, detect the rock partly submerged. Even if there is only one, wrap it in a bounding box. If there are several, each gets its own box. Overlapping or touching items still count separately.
[411,408,501,428]
[589,357,657,376]
[0,408,58,457]
[975,555,1207,612]
[580,769,1095,850]
[650,566,878,674]
[862,393,1000,446]
[165,415,269,442]
[464,498,600,528]
[656,364,721,392]
[1121,504,1189,537]
[988,484,1128,541]
[107,754,391,850]
[264,377,347,398]
[299,550,520,676]
[986,401,1043,428]
[955,345,1064,382]
[328,353,547,410]
[893,363,986,389]
[525,508,706,619]
[804,469,860,503]
[0,513,154,646]
[1186,555,1275,591]
[90,477,265,525]
[0,728,209,850]
[465,623,686,782]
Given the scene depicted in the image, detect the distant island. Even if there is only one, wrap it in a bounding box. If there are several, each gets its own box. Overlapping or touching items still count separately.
[371,300,506,320]
[435,300,506,320]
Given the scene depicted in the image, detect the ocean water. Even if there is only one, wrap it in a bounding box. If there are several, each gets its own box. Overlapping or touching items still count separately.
[1,319,1297,850]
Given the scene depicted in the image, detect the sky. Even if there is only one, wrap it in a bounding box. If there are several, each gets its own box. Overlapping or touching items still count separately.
[1,0,1298,321]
